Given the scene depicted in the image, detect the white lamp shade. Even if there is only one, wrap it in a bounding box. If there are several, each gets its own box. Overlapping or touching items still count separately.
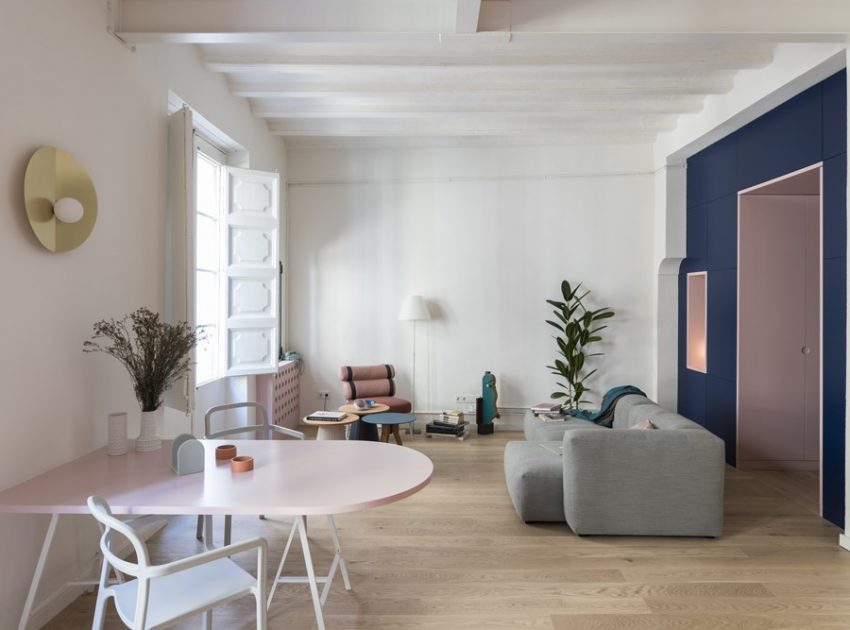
[53,197,85,223]
[398,295,431,321]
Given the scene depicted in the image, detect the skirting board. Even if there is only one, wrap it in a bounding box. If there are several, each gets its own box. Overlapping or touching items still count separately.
[839,533,850,552]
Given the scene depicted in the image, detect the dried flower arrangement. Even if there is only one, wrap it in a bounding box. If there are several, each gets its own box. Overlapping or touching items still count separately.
[84,307,201,412]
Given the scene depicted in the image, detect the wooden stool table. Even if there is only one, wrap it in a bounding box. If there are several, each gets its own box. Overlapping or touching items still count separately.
[339,403,389,441]
[302,413,359,440]
[361,412,416,446]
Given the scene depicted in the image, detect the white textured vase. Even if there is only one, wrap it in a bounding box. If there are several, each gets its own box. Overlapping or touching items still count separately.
[136,406,163,452]
[107,412,128,456]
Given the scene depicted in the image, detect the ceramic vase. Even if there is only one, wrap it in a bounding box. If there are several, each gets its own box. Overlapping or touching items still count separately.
[107,412,128,456]
[136,406,163,452]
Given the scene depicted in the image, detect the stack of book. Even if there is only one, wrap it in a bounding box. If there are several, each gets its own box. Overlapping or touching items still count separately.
[306,411,347,422]
[530,402,562,416]
[426,410,468,439]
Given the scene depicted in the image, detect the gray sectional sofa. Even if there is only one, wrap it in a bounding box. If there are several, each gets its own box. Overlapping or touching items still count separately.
[504,394,725,537]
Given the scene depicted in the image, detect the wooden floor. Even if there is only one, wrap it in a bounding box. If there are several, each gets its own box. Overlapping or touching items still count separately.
[46,430,850,629]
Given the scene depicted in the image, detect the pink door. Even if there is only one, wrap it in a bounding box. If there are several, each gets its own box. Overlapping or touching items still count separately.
[738,194,820,470]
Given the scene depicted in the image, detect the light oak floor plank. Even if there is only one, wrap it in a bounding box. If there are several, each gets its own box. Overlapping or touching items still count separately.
[43,430,849,629]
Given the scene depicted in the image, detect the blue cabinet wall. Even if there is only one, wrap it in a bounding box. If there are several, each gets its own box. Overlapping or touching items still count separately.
[680,71,847,527]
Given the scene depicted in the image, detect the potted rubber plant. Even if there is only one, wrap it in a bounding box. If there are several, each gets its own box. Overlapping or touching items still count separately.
[84,307,201,451]
[546,280,614,412]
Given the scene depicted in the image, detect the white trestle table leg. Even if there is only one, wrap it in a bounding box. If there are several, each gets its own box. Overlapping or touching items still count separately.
[297,515,325,630]
[267,517,300,606]
[18,513,59,630]
[266,515,352,630]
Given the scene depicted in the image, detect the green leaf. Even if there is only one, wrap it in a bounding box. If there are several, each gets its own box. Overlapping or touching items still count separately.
[546,299,565,309]
[551,392,567,399]
[594,311,615,320]
[561,280,572,300]
[586,335,602,343]
[546,320,564,331]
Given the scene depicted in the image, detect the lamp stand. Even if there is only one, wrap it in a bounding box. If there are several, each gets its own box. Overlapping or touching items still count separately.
[409,319,422,434]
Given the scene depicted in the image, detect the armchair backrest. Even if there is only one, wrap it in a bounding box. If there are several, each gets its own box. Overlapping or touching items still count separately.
[204,401,305,441]
[338,364,397,400]
[88,495,150,580]
[89,495,159,628]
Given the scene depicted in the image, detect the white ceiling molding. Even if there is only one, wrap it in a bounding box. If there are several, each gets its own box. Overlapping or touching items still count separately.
[110,0,850,146]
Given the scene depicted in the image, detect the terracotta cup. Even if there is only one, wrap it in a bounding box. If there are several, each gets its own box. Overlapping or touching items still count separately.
[231,455,254,472]
[216,444,237,460]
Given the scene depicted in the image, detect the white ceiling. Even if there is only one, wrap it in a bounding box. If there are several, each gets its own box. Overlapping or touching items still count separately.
[116,0,850,148]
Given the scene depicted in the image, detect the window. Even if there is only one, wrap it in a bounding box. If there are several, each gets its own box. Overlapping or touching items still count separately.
[194,141,225,385]
[167,102,281,404]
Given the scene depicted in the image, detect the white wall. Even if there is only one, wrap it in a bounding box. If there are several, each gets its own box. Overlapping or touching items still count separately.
[286,144,656,418]
[0,1,285,626]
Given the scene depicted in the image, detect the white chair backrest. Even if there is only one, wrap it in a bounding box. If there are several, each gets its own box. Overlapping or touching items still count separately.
[87,495,150,579]
[204,402,305,441]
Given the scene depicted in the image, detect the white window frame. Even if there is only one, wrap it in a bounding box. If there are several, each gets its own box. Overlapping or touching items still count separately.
[194,136,227,387]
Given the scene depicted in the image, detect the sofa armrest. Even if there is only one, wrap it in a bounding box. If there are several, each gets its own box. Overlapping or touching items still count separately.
[562,428,725,537]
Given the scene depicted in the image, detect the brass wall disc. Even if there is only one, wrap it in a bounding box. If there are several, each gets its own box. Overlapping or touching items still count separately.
[24,146,97,252]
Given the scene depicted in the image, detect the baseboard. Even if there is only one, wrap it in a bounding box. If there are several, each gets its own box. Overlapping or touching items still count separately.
[839,533,850,552]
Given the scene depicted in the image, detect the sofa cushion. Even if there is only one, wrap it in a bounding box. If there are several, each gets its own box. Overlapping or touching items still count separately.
[504,441,566,523]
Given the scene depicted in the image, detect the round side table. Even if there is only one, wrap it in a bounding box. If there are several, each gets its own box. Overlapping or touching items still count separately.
[361,412,415,446]
[339,403,389,441]
[302,413,359,440]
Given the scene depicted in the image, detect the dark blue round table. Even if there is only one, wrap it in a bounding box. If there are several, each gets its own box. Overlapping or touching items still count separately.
[360,412,415,445]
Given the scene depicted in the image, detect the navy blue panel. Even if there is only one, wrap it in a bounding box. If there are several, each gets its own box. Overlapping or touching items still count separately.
[823,70,847,160]
[823,257,847,528]
[824,154,847,260]
[678,270,687,368]
[678,369,706,426]
[706,375,737,466]
[687,135,737,207]
[706,194,738,270]
[686,203,707,265]
[736,84,823,191]
[707,269,737,382]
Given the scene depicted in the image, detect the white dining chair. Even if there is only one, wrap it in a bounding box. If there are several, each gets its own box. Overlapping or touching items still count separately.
[196,401,305,546]
[87,495,268,630]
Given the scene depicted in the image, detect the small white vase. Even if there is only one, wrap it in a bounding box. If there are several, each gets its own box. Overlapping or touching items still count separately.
[136,406,163,452]
[107,412,128,456]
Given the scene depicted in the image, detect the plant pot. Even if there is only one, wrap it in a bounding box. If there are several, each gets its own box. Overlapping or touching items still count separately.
[136,406,163,452]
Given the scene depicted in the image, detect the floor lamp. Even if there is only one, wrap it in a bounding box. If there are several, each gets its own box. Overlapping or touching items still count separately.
[399,295,431,433]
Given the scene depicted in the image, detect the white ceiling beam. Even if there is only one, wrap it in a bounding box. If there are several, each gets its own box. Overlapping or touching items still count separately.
[224,74,735,94]
[454,0,481,34]
[120,30,846,46]
[249,97,704,116]
[231,84,728,99]
[200,47,775,67]
[266,115,677,136]
[283,134,657,149]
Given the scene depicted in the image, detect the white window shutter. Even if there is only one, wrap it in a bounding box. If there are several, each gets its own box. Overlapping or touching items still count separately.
[221,166,279,376]
[164,106,195,412]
